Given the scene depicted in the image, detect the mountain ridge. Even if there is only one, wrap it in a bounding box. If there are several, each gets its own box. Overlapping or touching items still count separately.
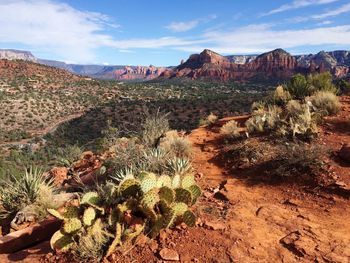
[160,48,350,82]
[1,48,350,82]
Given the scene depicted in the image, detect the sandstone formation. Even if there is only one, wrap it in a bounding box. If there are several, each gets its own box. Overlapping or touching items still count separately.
[160,48,350,82]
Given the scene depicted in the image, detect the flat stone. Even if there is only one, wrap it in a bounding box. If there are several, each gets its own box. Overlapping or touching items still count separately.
[204,221,226,231]
[159,248,180,261]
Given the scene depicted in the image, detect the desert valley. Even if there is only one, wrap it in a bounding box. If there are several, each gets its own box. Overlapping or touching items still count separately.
[0,0,350,262]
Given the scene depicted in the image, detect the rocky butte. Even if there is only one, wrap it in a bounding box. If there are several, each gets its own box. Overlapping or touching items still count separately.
[160,48,350,82]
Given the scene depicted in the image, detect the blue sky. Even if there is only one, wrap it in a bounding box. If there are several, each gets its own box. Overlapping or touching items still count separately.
[0,0,350,66]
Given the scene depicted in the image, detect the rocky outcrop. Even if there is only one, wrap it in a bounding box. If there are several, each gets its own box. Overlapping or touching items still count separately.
[0,49,37,62]
[96,65,167,80]
[160,48,350,82]
[161,49,299,82]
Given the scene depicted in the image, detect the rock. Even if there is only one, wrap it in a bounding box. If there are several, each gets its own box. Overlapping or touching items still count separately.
[339,144,350,163]
[149,240,158,252]
[204,221,226,230]
[159,248,180,261]
[48,167,68,185]
[213,191,230,202]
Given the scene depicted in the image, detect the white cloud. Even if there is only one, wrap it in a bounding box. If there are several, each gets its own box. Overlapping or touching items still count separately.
[165,20,200,32]
[0,0,119,63]
[188,24,350,54]
[263,0,339,16]
[312,2,350,19]
[165,15,217,32]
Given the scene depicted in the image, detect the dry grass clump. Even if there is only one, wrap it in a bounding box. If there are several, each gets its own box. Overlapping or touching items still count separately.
[268,144,328,179]
[220,120,240,139]
[271,85,291,106]
[309,91,341,116]
[141,110,170,147]
[159,130,192,158]
[199,113,218,126]
[245,105,282,134]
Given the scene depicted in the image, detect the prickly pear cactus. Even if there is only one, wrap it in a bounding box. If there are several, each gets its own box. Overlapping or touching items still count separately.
[188,185,201,203]
[175,188,192,205]
[157,175,172,188]
[159,186,175,204]
[181,174,195,188]
[172,174,181,188]
[50,229,73,251]
[81,192,100,205]
[140,177,157,193]
[47,208,64,220]
[63,218,82,234]
[83,207,96,226]
[119,178,141,197]
[141,189,159,208]
[182,210,196,227]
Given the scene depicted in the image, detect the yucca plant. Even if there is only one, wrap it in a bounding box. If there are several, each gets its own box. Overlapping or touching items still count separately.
[0,166,55,221]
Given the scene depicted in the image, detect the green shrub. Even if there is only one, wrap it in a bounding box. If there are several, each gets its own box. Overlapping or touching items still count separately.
[309,91,341,116]
[307,72,338,94]
[286,74,311,99]
[335,79,350,95]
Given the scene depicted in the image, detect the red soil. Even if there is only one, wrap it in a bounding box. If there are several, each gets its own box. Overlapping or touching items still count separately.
[2,98,350,263]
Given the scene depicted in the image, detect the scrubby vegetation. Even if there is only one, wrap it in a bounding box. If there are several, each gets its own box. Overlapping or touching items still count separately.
[221,72,342,184]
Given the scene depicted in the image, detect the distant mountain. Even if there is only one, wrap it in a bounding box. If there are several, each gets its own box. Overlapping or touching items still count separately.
[0,49,37,62]
[160,48,350,82]
[0,49,167,81]
[1,48,350,82]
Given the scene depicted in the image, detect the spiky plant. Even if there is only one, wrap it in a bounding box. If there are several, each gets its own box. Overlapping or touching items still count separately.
[0,166,55,220]
[167,158,192,176]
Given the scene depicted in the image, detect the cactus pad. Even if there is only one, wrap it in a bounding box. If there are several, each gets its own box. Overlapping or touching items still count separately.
[119,179,141,197]
[50,230,73,251]
[172,174,181,188]
[188,185,201,203]
[81,192,100,205]
[172,202,188,216]
[83,207,96,226]
[157,175,172,188]
[63,218,82,234]
[182,210,196,227]
[47,209,64,220]
[140,177,157,193]
[141,189,159,208]
[139,171,157,181]
[159,186,175,204]
[181,174,196,188]
[63,206,80,219]
[175,188,192,205]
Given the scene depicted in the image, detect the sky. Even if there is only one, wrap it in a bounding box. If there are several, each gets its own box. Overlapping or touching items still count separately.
[0,0,350,66]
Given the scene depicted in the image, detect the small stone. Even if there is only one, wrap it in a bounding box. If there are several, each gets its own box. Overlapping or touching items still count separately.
[204,221,226,230]
[149,240,159,252]
[159,248,180,261]
[203,191,212,198]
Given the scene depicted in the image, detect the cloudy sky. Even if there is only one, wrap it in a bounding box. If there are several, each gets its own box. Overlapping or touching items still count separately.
[0,0,350,65]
